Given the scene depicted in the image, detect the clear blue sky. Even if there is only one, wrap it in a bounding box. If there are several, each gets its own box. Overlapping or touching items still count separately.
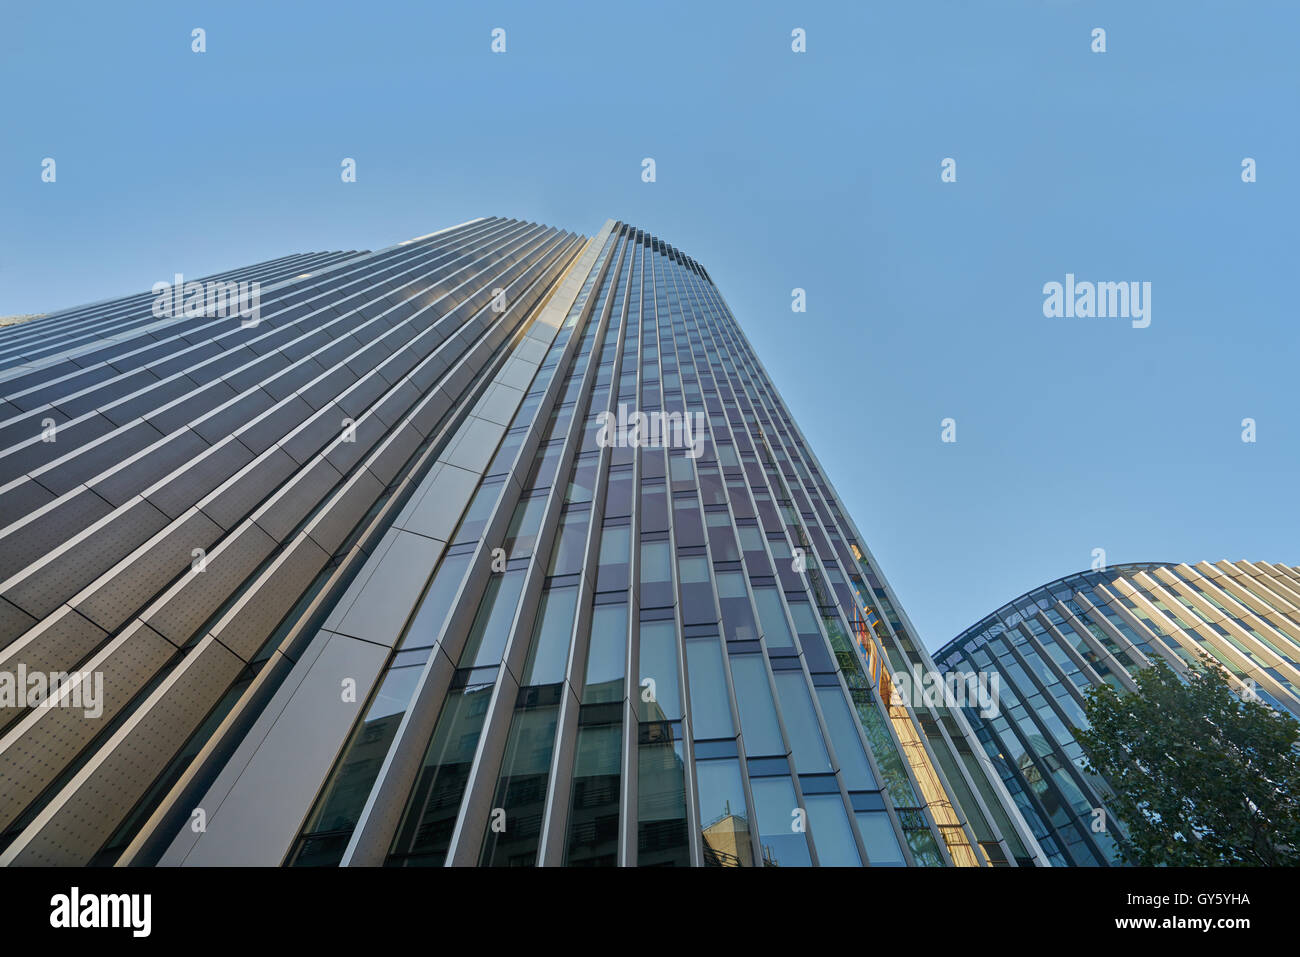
[2,1,1296,650]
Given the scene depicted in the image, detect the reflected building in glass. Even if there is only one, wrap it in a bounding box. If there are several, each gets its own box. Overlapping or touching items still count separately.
[934,560,1300,866]
[0,217,1044,867]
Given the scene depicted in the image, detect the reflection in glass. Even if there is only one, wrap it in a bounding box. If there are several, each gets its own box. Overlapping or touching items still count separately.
[387,676,495,866]
[686,637,734,739]
[806,793,862,866]
[638,619,681,721]
[731,655,785,756]
[564,710,622,866]
[696,757,753,866]
[480,685,562,866]
[637,721,690,865]
[750,775,811,866]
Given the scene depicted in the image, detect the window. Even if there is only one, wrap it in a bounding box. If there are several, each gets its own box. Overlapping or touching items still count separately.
[772,671,832,773]
[749,776,811,867]
[731,655,785,756]
[522,586,578,686]
[638,619,682,721]
[686,637,734,739]
[584,603,627,704]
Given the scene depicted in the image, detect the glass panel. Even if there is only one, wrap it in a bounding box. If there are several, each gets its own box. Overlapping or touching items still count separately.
[387,676,495,866]
[460,568,527,669]
[686,637,734,739]
[522,586,578,687]
[815,686,877,790]
[696,757,753,866]
[548,510,589,577]
[288,665,422,866]
[583,603,627,704]
[773,671,832,773]
[638,619,681,721]
[564,715,623,866]
[854,810,906,866]
[479,686,562,866]
[398,550,471,650]
[731,655,785,756]
[637,721,690,866]
[753,587,795,652]
[750,776,811,867]
[806,793,861,866]
[503,497,546,559]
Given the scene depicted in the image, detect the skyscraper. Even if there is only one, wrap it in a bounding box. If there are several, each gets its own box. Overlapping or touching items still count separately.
[0,217,1038,867]
[935,560,1300,865]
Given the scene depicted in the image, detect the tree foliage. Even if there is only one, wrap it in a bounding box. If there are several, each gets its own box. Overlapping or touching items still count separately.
[1077,658,1300,866]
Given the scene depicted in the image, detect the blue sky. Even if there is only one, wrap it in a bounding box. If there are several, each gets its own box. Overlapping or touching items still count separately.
[2,1,1296,650]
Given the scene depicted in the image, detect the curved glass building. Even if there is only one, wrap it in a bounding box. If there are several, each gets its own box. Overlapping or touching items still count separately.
[934,560,1300,865]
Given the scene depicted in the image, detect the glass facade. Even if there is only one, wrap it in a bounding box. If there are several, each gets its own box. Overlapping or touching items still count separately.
[935,559,1300,865]
[0,216,1044,867]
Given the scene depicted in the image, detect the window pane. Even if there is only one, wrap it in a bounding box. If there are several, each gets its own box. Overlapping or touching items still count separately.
[479,689,561,866]
[696,757,753,866]
[638,619,681,720]
[731,655,785,756]
[754,587,794,652]
[750,776,811,867]
[637,721,690,866]
[815,686,877,790]
[523,586,578,686]
[807,793,861,866]
[686,637,734,739]
[584,603,627,704]
[855,810,906,866]
[773,671,832,773]
[565,717,623,865]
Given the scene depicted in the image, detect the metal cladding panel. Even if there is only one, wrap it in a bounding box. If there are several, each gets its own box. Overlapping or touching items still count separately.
[3,496,171,621]
[71,507,226,634]
[0,486,116,585]
[0,606,108,694]
[0,478,57,524]
[0,220,587,864]
[87,427,211,507]
[140,521,279,646]
[0,620,177,830]
[142,436,256,520]
[0,415,118,485]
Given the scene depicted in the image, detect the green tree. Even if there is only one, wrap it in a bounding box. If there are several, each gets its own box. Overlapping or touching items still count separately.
[1076,658,1300,865]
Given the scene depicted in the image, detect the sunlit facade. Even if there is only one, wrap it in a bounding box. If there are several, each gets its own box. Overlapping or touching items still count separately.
[935,560,1300,865]
[0,217,1042,866]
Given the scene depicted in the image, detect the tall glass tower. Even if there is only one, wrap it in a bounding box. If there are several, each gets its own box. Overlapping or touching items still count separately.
[0,217,1041,867]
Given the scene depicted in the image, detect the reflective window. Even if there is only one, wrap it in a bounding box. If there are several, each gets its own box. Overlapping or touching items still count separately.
[773,671,832,773]
[638,619,682,720]
[479,686,562,866]
[596,523,631,592]
[753,586,795,652]
[806,793,862,866]
[522,586,578,686]
[584,603,627,704]
[503,496,546,559]
[637,720,690,865]
[686,636,734,739]
[388,675,495,866]
[750,776,811,867]
[731,655,785,756]
[696,757,753,866]
[640,539,673,609]
[460,568,527,668]
[815,686,877,790]
[564,711,622,866]
[854,810,906,866]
